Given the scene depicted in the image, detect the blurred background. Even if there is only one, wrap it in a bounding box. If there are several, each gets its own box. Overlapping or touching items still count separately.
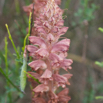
[0,0,103,103]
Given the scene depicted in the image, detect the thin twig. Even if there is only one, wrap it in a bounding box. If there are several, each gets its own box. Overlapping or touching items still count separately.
[27,3,34,61]
[67,53,102,71]
[82,20,89,62]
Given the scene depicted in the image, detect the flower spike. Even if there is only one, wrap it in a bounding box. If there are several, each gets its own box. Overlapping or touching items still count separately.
[24,0,73,102]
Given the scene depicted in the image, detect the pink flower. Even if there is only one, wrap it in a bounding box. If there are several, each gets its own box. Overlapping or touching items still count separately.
[28,60,47,71]
[53,74,68,88]
[29,36,47,48]
[26,45,38,52]
[40,69,53,84]
[35,48,49,58]
[33,84,49,93]
[32,97,46,103]
[60,59,73,71]
[57,27,68,36]
[57,88,71,103]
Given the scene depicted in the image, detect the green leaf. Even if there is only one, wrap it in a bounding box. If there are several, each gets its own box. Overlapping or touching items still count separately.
[20,56,27,92]
[98,27,103,33]
[15,58,23,63]
[95,61,103,68]
[95,96,103,100]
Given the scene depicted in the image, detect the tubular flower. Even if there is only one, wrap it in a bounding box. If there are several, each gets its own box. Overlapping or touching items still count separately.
[25,0,73,102]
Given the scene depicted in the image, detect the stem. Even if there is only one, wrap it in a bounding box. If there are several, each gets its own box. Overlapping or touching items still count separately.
[5,37,8,75]
[23,12,32,51]
[5,24,20,59]
[4,37,12,103]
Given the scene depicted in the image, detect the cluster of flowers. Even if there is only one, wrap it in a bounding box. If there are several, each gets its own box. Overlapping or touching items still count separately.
[24,0,73,103]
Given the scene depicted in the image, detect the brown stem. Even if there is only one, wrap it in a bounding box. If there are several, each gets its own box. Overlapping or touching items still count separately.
[82,20,89,63]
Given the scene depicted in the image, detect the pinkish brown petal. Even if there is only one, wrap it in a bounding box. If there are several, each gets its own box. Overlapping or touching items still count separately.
[36,26,47,35]
[59,52,68,59]
[29,36,47,48]
[35,48,49,58]
[56,19,64,26]
[51,44,69,53]
[28,60,47,71]
[58,88,69,96]
[51,39,70,53]
[49,53,62,68]
[49,90,58,99]
[26,45,38,53]
[34,19,42,27]
[57,88,71,103]
[32,97,46,103]
[51,26,59,33]
[48,91,58,103]
[53,74,67,88]
[40,69,53,84]
[57,27,68,36]
[23,4,33,16]
[41,69,52,79]
[56,39,70,46]
[49,53,63,63]
[55,0,61,5]
[62,74,73,85]
[62,74,73,79]
[60,59,73,71]
[43,21,51,29]
[33,84,49,93]
[47,33,55,43]
[58,95,71,103]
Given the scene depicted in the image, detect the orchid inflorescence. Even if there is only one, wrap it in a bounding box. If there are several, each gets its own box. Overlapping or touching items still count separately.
[23,0,73,102]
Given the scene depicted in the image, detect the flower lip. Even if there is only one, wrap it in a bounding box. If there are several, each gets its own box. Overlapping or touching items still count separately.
[41,69,52,79]
[60,59,73,71]
[57,88,71,102]
[35,48,49,58]
[28,60,47,71]
[40,69,53,84]
[29,36,47,48]
[57,27,68,36]
[53,74,67,88]
[33,84,49,93]
[26,45,38,52]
